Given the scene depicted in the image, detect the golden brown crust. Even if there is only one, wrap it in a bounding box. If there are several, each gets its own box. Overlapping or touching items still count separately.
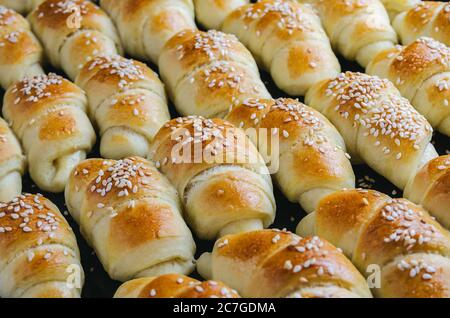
[65,157,196,281]
[4,73,86,135]
[115,274,239,298]
[2,73,95,192]
[149,116,275,239]
[222,0,341,95]
[150,116,265,196]
[226,98,354,212]
[75,54,169,158]
[100,0,195,64]
[405,155,450,229]
[162,29,256,82]
[367,37,450,136]
[210,230,371,298]
[0,6,43,89]
[194,0,248,30]
[76,55,165,112]
[159,28,265,118]
[394,1,450,46]
[315,189,450,298]
[301,0,397,66]
[306,72,435,189]
[0,193,82,298]
[29,0,122,74]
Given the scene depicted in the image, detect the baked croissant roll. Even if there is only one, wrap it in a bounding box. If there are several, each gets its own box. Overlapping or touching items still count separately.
[367,37,450,136]
[225,98,355,213]
[100,0,197,65]
[194,0,249,30]
[221,0,340,96]
[404,155,450,230]
[392,1,450,46]
[0,118,25,202]
[0,6,44,90]
[306,72,438,190]
[379,0,421,19]
[159,29,270,118]
[197,229,372,298]
[0,0,44,14]
[0,193,84,298]
[297,189,450,298]
[29,0,122,80]
[3,73,96,193]
[75,54,170,159]
[149,116,276,240]
[298,0,398,68]
[114,274,240,298]
[65,157,196,282]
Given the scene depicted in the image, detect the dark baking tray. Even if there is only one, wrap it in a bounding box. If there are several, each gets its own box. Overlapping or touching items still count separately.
[4,51,448,298]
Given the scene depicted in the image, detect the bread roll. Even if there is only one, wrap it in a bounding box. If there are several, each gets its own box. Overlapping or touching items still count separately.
[393,1,450,46]
[0,193,83,298]
[65,157,196,282]
[0,0,45,14]
[379,0,421,19]
[149,116,276,239]
[404,155,450,229]
[75,54,170,159]
[367,37,450,136]
[297,0,397,67]
[159,29,270,118]
[3,73,96,192]
[222,0,340,95]
[0,118,25,202]
[197,229,372,298]
[0,6,44,89]
[29,0,122,80]
[194,0,249,30]
[297,189,450,298]
[100,0,196,65]
[306,72,438,190]
[114,273,239,298]
[225,98,355,213]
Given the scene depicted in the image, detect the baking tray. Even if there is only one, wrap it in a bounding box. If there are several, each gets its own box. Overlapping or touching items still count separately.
[6,52,449,298]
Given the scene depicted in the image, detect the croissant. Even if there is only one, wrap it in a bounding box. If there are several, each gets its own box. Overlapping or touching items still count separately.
[0,193,84,298]
[297,189,450,298]
[3,73,96,192]
[114,273,240,298]
[379,0,421,19]
[194,0,249,30]
[221,0,340,96]
[0,5,44,90]
[28,0,122,80]
[149,116,276,240]
[159,29,271,118]
[305,72,438,190]
[100,0,197,66]
[367,37,450,136]
[197,229,372,298]
[297,0,398,68]
[225,98,355,213]
[392,1,450,46]
[0,118,25,202]
[75,54,170,159]
[0,0,44,14]
[404,155,450,230]
[65,156,196,282]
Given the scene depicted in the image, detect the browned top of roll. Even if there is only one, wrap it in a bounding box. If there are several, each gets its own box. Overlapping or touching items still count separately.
[0,193,77,267]
[115,274,239,298]
[31,0,106,30]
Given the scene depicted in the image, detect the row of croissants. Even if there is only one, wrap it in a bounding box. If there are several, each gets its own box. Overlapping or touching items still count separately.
[0,0,448,298]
